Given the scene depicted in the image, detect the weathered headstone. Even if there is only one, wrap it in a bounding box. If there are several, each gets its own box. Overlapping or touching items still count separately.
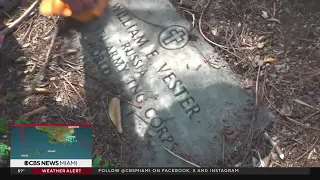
[79,0,274,167]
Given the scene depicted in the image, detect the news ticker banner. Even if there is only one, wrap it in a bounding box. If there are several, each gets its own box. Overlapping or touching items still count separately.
[8,167,313,175]
[10,124,93,168]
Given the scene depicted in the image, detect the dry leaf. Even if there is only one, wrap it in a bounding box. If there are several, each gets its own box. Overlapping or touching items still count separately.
[223,126,240,143]
[264,56,276,63]
[108,97,123,133]
[279,104,292,116]
[22,43,31,48]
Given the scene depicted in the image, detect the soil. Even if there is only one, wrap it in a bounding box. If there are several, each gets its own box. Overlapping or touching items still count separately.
[0,0,319,168]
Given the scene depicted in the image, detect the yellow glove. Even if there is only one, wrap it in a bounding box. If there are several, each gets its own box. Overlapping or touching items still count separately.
[39,0,108,22]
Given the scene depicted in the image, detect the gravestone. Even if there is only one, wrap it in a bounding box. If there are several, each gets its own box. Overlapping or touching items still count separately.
[78,0,274,167]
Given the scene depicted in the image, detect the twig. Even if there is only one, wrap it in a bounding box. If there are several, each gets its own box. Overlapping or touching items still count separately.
[305,37,320,61]
[255,66,261,106]
[61,76,90,116]
[241,65,262,165]
[295,135,320,161]
[273,2,276,17]
[198,0,244,61]
[19,106,48,119]
[58,111,68,124]
[251,149,265,167]
[264,145,276,167]
[293,99,315,109]
[20,88,51,96]
[182,10,195,27]
[302,109,320,122]
[21,19,34,42]
[263,132,284,160]
[0,0,40,35]
[222,135,225,164]
[0,88,51,105]
[84,71,142,109]
[285,117,320,132]
[33,20,60,87]
[163,147,201,168]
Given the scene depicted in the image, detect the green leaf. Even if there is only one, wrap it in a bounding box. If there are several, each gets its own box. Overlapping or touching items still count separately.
[8,92,18,101]
[102,161,109,168]
[93,157,101,167]
[15,117,30,124]
[0,143,10,157]
[0,118,9,133]
[111,162,120,168]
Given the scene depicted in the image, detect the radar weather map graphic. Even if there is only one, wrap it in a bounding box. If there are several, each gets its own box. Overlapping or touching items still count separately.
[10,124,92,160]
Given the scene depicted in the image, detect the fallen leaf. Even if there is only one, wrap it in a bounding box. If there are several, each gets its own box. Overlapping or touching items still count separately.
[264,56,276,63]
[108,97,123,133]
[279,104,292,116]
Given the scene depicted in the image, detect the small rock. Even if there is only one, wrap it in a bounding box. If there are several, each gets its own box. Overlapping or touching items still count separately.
[257,42,265,49]
[211,27,218,36]
[275,63,287,72]
[271,152,279,161]
[270,73,277,78]
[284,8,291,14]
[243,78,253,89]
[41,116,47,123]
[258,60,264,67]
[254,55,260,62]
[279,104,292,117]
[56,96,62,102]
[2,135,7,139]
[50,77,56,81]
[261,11,268,19]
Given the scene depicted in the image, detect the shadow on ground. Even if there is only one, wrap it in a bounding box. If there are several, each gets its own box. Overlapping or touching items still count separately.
[0,0,275,168]
[0,23,25,166]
